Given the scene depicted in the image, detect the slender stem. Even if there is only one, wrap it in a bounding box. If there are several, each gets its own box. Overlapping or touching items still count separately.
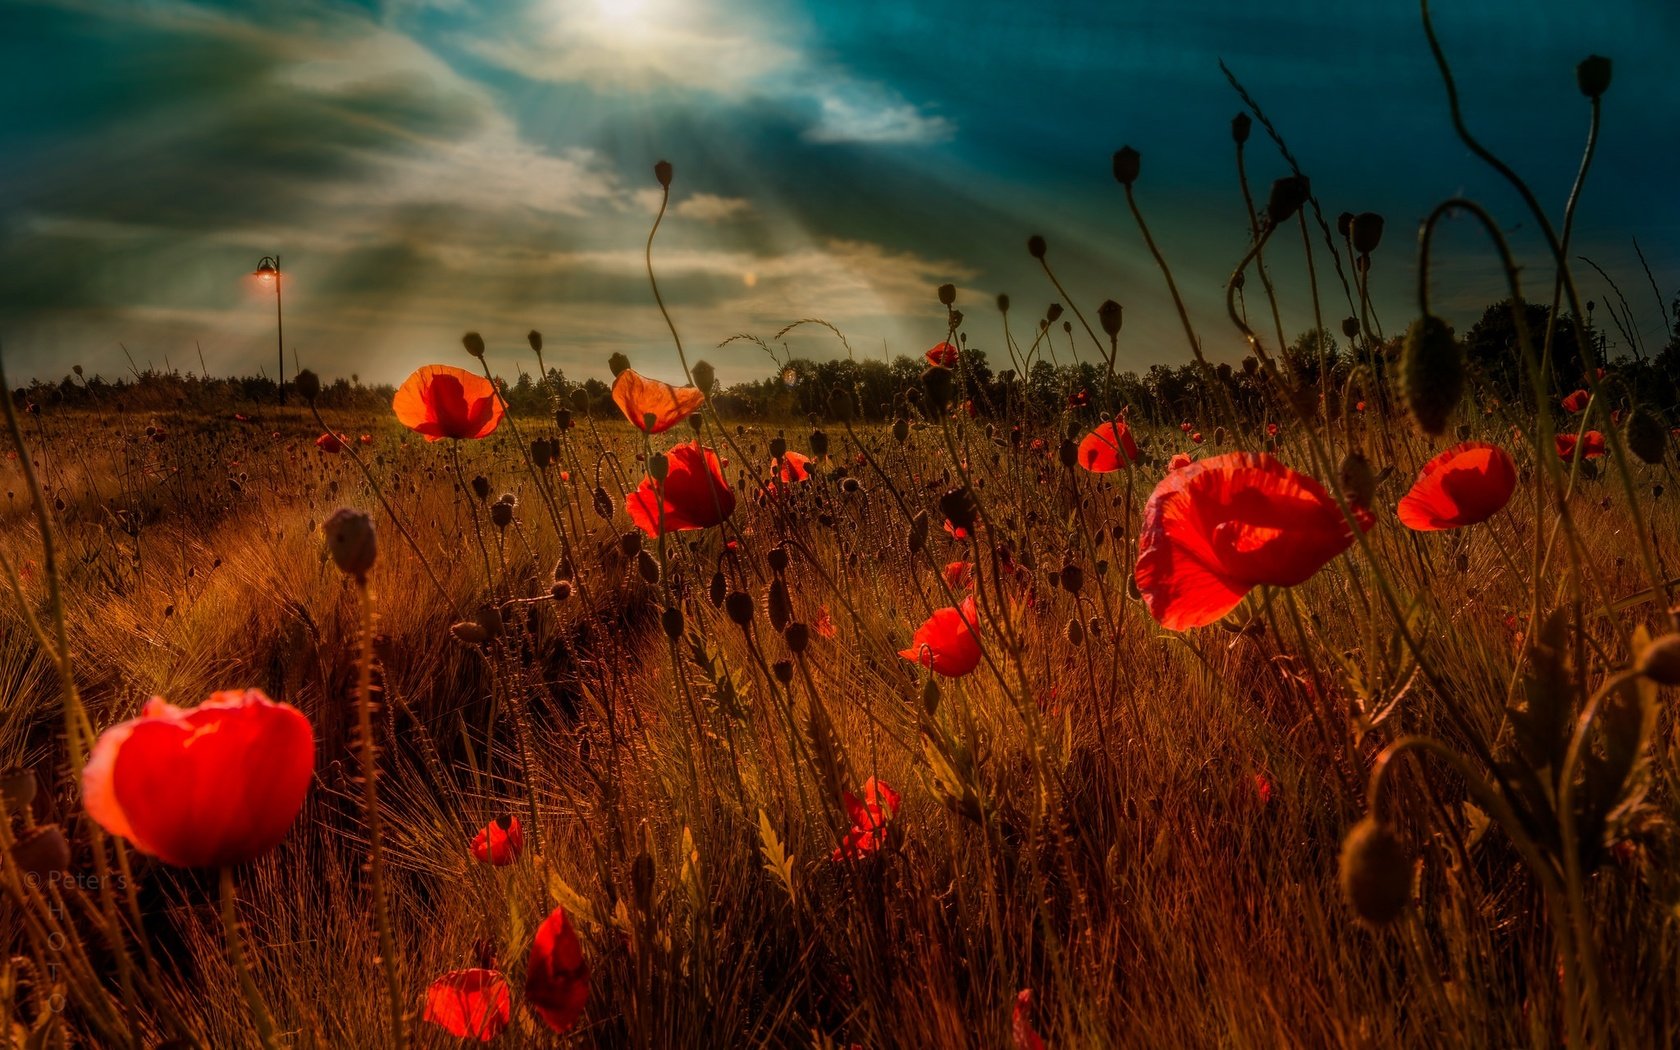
[355,580,408,1048]
[219,867,279,1050]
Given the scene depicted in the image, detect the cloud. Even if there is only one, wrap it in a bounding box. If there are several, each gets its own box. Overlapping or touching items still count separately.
[804,88,955,145]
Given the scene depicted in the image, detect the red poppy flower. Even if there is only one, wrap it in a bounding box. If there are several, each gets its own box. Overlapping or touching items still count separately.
[1556,430,1606,461]
[830,777,901,861]
[925,342,959,367]
[1561,389,1590,413]
[1179,421,1193,433]
[899,596,982,676]
[1190,431,1204,445]
[943,519,970,542]
[1266,422,1280,437]
[611,368,705,434]
[393,365,504,442]
[1134,452,1373,631]
[1076,421,1139,472]
[1067,389,1089,409]
[526,906,589,1035]
[1396,441,1516,531]
[815,605,838,638]
[1012,989,1047,1050]
[626,442,736,536]
[470,816,523,866]
[315,432,347,453]
[358,434,374,446]
[423,968,512,1042]
[943,560,973,590]
[82,689,314,868]
[1168,452,1193,471]
[776,450,812,484]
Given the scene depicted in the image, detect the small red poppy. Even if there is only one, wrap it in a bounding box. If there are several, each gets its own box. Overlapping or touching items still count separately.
[423,968,512,1042]
[943,560,973,591]
[899,596,982,676]
[1556,430,1606,461]
[471,815,523,866]
[1168,452,1193,471]
[1134,452,1373,630]
[1396,441,1516,531]
[925,342,959,367]
[82,690,314,868]
[1561,389,1590,413]
[776,450,812,484]
[1076,421,1139,472]
[526,906,589,1034]
[1266,422,1280,437]
[359,434,374,446]
[831,777,902,861]
[626,442,736,536]
[1067,389,1089,409]
[611,368,706,434]
[943,519,970,542]
[393,365,504,441]
[1190,431,1204,445]
[1012,988,1047,1050]
[315,432,347,453]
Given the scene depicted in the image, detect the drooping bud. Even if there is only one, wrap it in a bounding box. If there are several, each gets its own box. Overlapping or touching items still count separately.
[323,508,376,580]
[1097,299,1122,338]
[1341,316,1361,340]
[462,332,486,358]
[1265,175,1310,226]
[767,578,792,632]
[892,417,909,444]
[1576,55,1611,99]
[1401,315,1464,436]
[1111,146,1141,187]
[1338,817,1412,926]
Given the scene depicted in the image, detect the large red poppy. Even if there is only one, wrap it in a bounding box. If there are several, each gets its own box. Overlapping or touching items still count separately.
[925,342,959,367]
[423,968,512,1042]
[82,689,314,868]
[611,368,705,434]
[899,595,982,677]
[776,450,813,484]
[1396,441,1516,531]
[1134,452,1373,631]
[1561,389,1590,413]
[1556,430,1606,461]
[470,816,523,866]
[526,906,589,1035]
[626,442,736,536]
[1077,421,1140,472]
[392,365,504,441]
[831,777,902,861]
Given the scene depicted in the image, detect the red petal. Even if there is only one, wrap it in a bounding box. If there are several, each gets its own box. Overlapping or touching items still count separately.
[423,968,512,1041]
[526,907,589,1034]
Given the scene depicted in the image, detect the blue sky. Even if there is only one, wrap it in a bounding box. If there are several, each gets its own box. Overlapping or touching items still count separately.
[2,0,1676,388]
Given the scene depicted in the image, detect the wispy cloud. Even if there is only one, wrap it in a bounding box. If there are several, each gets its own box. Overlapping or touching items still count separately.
[804,87,955,145]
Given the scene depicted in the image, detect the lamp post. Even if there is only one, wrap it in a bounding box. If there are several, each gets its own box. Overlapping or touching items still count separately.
[254,255,284,404]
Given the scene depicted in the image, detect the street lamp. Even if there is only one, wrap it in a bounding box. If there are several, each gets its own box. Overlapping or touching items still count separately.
[253,255,284,404]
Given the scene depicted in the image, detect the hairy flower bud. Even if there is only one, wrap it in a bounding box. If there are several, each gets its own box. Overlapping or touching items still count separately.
[294,368,322,403]
[1576,55,1611,99]
[1026,234,1047,259]
[1097,299,1122,338]
[937,282,957,306]
[1265,175,1310,226]
[323,508,376,580]
[1111,146,1141,187]
[462,332,486,358]
[690,360,716,394]
[527,330,543,352]
[1339,817,1412,926]
[1401,315,1464,436]
[608,352,631,377]
[654,159,673,187]
[1350,212,1384,255]
[1625,407,1667,465]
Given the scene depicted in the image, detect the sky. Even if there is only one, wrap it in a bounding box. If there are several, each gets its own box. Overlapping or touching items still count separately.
[2,0,1677,390]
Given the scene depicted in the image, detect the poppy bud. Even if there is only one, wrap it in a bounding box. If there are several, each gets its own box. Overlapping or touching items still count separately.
[531,440,554,468]
[475,604,503,640]
[768,545,789,574]
[571,388,590,412]
[768,578,792,632]
[1058,438,1077,468]
[527,330,543,352]
[1338,817,1412,926]
[909,509,929,554]
[1231,112,1251,144]
[551,580,572,601]
[10,823,71,880]
[451,621,490,645]
[691,360,716,394]
[950,309,963,330]
[1265,176,1310,226]
[922,366,955,413]
[1339,451,1376,507]
[708,571,726,607]
[592,485,613,520]
[725,591,754,627]
[608,352,631,378]
[772,659,793,684]
[785,622,810,654]
[649,452,669,483]
[1341,316,1360,340]
[1625,408,1667,465]
[1336,211,1354,237]
[661,605,684,640]
[939,487,977,534]
[1401,315,1464,436]
[295,369,322,403]
[1,766,38,812]
[1060,563,1084,595]
[937,283,957,306]
[323,508,376,580]
[1065,617,1084,646]
[1097,299,1122,338]
[462,332,486,358]
[1111,146,1140,187]
[1638,633,1680,685]
[1350,212,1384,256]
[490,500,514,529]
[996,293,1010,313]
[1046,303,1063,324]
[810,429,830,457]
[892,417,909,444]
[1027,234,1047,259]
[1576,55,1611,99]
[470,474,490,501]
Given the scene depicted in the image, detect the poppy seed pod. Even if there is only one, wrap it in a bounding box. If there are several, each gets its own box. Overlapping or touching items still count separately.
[1098,299,1122,338]
[922,366,955,413]
[2,766,38,811]
[1060,563,1084,595]
[1111,146,1141,187]
[654,159,673,187]
[471,474,491,501]
[783,622,810,655]
[996,293,1010,313]
[1638,633,1680,685]
[809,428,829,457]
[827,386,854,423]
[1046,303,1063,324]
[323,508,376,579]
[635,549,659,584]
[527,330,543,352]
[608,352,631,378]
[550,580,572,601]
[1341,316,1361,339]
[1265,176,1310,226]
[1350,212,1384,256]
[937,283,957,306]
[1401,315,1464,436]
[1577,55,1611,99]
[768,545,789,574]
[649,452,669,482]
[1027,234,1047,259]
[690,360,716,394]
[462,332,486,358]
[771,659,793,685]
[1339,817,1412,926]
[1625,408,1667,465]
[1231,112,1251,144]
[490,500,514,530]
[295,369,322,403]
[1336,211,1354,237]
[724,591,754,627]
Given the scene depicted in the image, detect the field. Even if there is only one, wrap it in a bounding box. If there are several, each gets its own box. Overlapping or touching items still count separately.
[4,17,1680,1048]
